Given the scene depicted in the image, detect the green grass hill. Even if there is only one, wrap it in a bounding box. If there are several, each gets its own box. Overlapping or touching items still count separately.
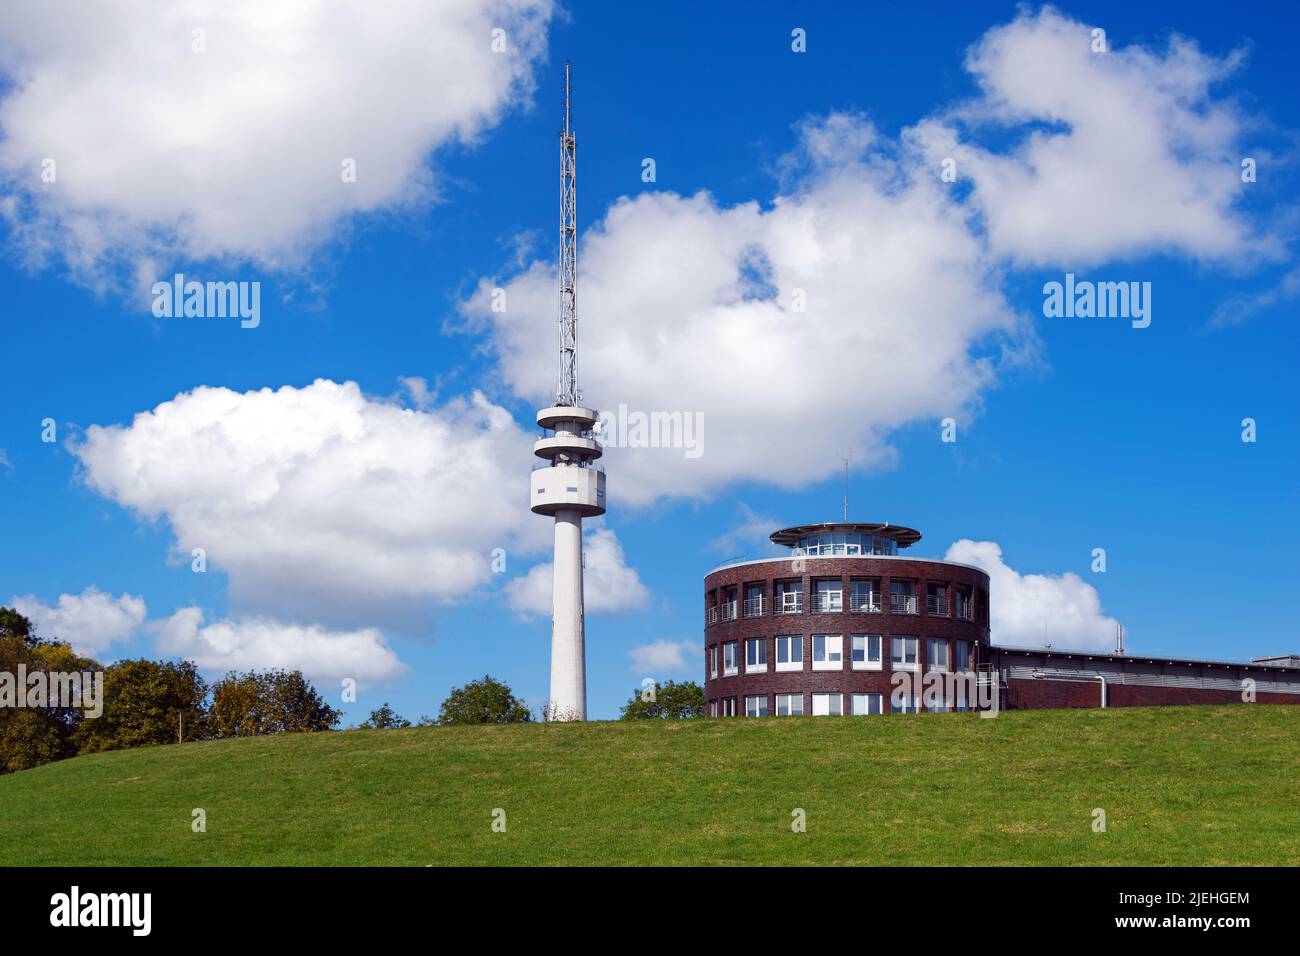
[2,705,1297,866]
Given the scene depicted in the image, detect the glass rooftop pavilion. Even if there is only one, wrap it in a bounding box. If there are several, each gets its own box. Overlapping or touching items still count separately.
[773,522,923,558]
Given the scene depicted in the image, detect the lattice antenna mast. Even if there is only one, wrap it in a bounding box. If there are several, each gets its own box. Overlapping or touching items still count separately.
[557,61,579,407]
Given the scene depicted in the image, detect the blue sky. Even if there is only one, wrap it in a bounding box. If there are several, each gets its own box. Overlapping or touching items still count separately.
[0,1,1296,721]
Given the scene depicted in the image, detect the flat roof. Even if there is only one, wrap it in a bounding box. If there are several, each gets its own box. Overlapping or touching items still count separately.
[770,521,922,548]
[995,644,1300,673]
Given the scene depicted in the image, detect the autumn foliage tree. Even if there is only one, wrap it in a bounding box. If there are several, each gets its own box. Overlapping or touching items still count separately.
[0,609,100,773]
[208,669,341,737]
[72,659,208,754]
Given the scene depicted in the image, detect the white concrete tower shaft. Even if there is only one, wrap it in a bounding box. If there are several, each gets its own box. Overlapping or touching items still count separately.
[531,62,605,721]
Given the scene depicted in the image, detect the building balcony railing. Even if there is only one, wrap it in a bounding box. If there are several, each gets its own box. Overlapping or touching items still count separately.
[776,594,804,615]
[719,600,738,622]
[850,593,882,613]
[890,593,918,615]
[813,593,843,613]
[954,601,975,622]
[707,607,718,625]
[926,595,948,617]
[743,597,765,617]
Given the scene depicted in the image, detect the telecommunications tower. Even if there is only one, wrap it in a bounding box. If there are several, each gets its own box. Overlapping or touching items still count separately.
[530,63,605,721]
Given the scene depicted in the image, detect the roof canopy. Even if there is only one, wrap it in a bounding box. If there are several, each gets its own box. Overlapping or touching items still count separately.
[770,522,922,549]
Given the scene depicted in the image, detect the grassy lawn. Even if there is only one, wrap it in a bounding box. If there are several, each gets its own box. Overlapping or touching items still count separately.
[1,705,1296,866]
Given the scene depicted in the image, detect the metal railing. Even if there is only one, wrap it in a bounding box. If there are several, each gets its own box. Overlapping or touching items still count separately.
[777,593,804,614]
[720,600,738,622]
[954,600,975,622]
[743,597,765,617]
[926,594,948,617]
[890,592,917,615]
[813,592,843,613]
[707,607,718,625]
[850,592,882,612]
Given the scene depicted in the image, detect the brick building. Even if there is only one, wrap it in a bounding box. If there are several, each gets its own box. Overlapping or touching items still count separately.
[703,521,1300,715]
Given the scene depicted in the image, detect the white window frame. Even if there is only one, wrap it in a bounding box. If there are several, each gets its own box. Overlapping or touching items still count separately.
[721,697,737,717]
[745,637,767,673]
[812,634,843,671]
[891,636,919,671]
[892,694,918,714]
[708,645,718,679]
[927,638,950,672]
[815,579,843,613]
[745,695,768,718]
[723,641,739,677]
[852,692,883,716]
[851,634,883,671]
[775,693,804,716]
[954,639,972,673]
[812,692,843,716]
[775,635,804,672]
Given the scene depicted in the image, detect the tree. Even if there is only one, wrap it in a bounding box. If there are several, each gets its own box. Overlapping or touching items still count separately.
[359,702,410,729]
[619,680,706,720]
[436,675,531,725]
[72,659,208,754]
[208,670,341,737]
[0,608,100,773]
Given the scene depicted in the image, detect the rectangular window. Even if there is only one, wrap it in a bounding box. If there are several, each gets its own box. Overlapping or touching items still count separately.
[812,693,843,716]
[850,578,881,612]
[814,579,842,613]
[812,634,843,670]
[851,634,882,670]
[709,700,717,717]
[745,695,768,717]
[891,636,919,670]
[954,639,972,672]
[776,581,803,614]
[775,635,804,672]
[890,580,917,615]
[927,638,949,672]
[893,694,918,714]
[926,583,948,617]
[744,584,765,618]
[723,641,739,676]
[852,692,883,715]
[745,637,767,673]
[775,693,804,716]
[708,645,717,679]
[722,697,737,717]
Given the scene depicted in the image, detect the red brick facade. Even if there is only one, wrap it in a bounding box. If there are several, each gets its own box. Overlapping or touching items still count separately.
[703,555,991,715]
[703,548,1300,715]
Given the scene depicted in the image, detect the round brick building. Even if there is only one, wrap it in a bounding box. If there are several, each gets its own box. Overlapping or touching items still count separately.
[703,521,991,716]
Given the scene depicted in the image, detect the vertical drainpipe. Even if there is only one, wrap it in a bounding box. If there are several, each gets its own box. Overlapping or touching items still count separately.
[1097,675,1107,708]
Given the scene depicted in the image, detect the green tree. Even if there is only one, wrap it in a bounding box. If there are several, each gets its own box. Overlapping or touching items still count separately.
[208,670,341,737]
[0,608,100,773]
[72,659,208,754]
[359,702,410,729]
[436,675,531,726]
[619,680,706,720]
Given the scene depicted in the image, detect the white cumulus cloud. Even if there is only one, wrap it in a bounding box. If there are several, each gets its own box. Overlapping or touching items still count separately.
[467,113,1032,505]
[908,7,1268,267]
[627,639,696,675]
[0,0,554,283]
[150,606,403,685]
[944,539,1119,651]
[71,379,540,630]
[505,527,649,617]
[10,586,147,656]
